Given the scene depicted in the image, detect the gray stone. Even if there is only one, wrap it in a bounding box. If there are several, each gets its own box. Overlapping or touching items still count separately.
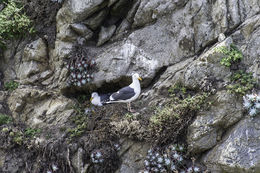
[116,139,150,173]
[125,0,141,22]
[92,40,160,88]
[218,33,226,42]
[203,117,260,173]
[70,23,93,37]
[133,0,189,28]
[23,38,48,63]
[187,90,243,154]
[110,0,130,17]
[115,19,131,35]
[7,88,74,128]
[83,9,109,30]
[115,0,141,36]
[17,61,43,80]
[97,25,117,46]
[67,0,106,21]
[0,91,7,101]
[108,0,118,7]
[56,0,107,42]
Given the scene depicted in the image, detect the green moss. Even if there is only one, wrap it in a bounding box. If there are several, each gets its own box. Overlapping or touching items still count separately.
[4,81,19,91]
[67,104,88,139]
[227,70,256,95]
[124,113,137,121]
[8,130,24,145]
[168,83,187,96]
[150,92,209,128]
[0,0,34,47]
[0,114,12,125]
[149,84,210,142]
[215,44,243,67]
[12,131,23,145]
[24,127,41,137]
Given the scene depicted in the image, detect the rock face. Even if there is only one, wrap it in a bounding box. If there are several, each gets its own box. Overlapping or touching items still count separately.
[0,0,260,173]
[115,139,150,173]
[203,117,260,173]
[187,90,243,154]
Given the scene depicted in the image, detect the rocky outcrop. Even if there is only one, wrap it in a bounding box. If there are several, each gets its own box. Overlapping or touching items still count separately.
[203,117,260,173]
[7,87,74,128]
[0,0,260,173]
[187,90,243,154]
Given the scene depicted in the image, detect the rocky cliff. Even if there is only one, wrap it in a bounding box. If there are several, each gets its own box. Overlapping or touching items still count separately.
[0,0,260,173]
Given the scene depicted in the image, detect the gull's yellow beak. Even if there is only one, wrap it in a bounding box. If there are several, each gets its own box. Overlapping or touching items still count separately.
[90,97,93,101]
[138,77,142,81]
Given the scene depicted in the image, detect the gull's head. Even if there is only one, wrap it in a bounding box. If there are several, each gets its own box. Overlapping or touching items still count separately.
[90,92,99,101]
[132,73,142,81]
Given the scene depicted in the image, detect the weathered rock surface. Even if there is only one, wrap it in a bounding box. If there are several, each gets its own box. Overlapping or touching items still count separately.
[187,90,243,154]
[203,117,260,173]
[0,0,260,173]
[97,25,117,46]
[83,9,109,30]
[7,88,74,128]
[116,139,150,173]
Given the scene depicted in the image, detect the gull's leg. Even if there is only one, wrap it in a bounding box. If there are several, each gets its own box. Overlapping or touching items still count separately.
[129,102,134,112]
[127,103,130,111]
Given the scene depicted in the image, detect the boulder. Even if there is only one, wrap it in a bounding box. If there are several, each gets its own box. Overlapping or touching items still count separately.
[22,38,48,63]
[187,90,243,154]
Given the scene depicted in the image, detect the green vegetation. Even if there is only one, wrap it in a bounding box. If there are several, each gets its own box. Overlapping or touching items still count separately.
[10,131,24,145]
[149,84,209,142]
[150,91,208,127]
[125,113,137,121]
[227,70,256,95]
[67,104,88,139]
[4,127,41,145]
[0,114,12,125]
[216,44,243,67]
[24,127,41,137]
[4,81,19,91]
[0,0,34,47]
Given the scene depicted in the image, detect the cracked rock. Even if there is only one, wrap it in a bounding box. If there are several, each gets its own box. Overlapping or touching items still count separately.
[97,25,117,46]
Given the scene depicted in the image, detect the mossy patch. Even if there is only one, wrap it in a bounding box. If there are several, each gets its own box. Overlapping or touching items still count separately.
[149,84,209,144]
[227,70,256,95]
[4,81,19,91]
[0,114,12,125]
[215,44,243,67]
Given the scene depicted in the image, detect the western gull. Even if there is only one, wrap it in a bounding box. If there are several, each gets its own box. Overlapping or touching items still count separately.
[90,92,111,106]
[106,73,142,112]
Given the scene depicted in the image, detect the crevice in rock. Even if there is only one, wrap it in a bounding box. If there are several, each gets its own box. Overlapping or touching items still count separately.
[145,66,168,90]
[80,0,136,46]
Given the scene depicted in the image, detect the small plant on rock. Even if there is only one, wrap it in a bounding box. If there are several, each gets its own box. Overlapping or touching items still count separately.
[150,84,209,143]
[140,144,201,173]
[0,0,34,47]
[4,80,19,91]
[0,114,12,125]
[91,149,104,164]
[243,92,260,117]
[216,44,243,67]
[65,44,96,87]
[24,127,41,137]
[227,70,256,95]
[67,104,88,139]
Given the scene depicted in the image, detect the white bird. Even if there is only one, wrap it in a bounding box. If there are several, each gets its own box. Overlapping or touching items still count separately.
[90,92,111,106]
[106,73,142,112]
